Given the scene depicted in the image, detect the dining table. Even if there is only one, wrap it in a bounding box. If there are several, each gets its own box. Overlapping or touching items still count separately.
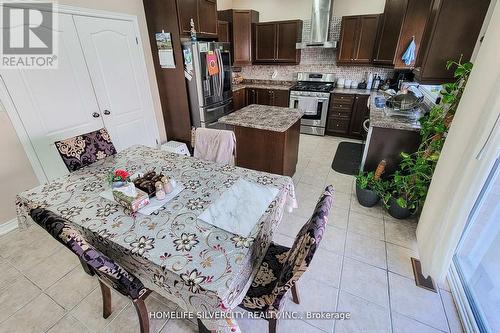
[16,145,297,333]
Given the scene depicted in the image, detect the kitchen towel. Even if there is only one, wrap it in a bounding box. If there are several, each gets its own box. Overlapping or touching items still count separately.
[198,178,279,237]
[193,127,236,165]
[402,37,416,66]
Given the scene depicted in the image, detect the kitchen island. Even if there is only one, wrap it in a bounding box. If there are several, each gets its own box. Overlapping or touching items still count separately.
[361,92,426,174]
[218,104,304,177]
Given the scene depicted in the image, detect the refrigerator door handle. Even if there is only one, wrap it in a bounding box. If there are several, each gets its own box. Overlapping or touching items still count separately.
[216,49,223,97]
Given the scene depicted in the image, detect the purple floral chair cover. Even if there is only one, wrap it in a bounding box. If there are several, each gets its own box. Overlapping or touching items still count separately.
[55,128,117,172]
[29,208,148,300]
[240,185,334,313]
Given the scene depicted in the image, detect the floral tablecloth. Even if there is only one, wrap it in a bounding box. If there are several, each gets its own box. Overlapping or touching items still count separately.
[16,145,297,332]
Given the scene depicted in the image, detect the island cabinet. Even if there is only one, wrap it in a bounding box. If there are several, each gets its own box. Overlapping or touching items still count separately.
[326,93,369,139]
[177,0,218,38]
[246,88,289,107]
[218,10,259,66]
[337,15,380,65]
[254,20,302,64]
[218,105,303,176]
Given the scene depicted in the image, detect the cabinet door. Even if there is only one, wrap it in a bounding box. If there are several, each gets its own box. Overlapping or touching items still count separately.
[349,95,370,138]
[74,16,158,153]
[233,11,253,66]
[373,0,408,65]
[246,88,257,105]
[177,0,198,35]
[272,90,290,107]
[198,0,218,36]
[254,23,277,63]
[415,0,490,83]
[276,21,301,63]
[337,16,359,63]
[218,20,230,42]
[256,89,272,105]
[393,0,433,69]
[233,89,246,111]
[352,15,380,64]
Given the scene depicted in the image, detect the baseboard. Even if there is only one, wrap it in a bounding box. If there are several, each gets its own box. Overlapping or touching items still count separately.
[0,218,18,235]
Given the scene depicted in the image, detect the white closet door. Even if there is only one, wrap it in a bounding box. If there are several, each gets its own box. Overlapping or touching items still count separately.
[0,13,104,180]
[73,16,158,151]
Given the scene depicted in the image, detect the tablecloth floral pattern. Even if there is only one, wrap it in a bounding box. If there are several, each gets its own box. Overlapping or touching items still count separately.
[16,145,297,332]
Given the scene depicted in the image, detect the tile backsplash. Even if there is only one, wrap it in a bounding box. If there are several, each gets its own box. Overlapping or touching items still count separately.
[239,17,394,82]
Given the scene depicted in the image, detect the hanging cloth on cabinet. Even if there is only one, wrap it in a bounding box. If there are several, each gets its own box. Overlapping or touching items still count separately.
[401,36,416,66]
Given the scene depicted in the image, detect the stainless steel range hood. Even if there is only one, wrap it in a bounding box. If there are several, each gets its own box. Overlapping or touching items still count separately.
[296,0,337,49]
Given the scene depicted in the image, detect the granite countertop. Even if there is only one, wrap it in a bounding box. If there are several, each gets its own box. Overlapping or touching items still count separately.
[369,92,425,132]
[332,87,373,95]
[218,104,304,132]
[232,80,295,92]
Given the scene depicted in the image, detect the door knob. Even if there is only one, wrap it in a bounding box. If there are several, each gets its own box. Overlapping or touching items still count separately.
[92,112,100,118]
[103,110,111,115]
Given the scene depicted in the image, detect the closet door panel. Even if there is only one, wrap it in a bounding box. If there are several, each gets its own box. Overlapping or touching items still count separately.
[73,16,157,151]
[0,13,103,180]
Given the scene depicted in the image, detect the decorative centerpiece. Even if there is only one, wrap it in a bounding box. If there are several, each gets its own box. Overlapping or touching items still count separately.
[109,169,150,212]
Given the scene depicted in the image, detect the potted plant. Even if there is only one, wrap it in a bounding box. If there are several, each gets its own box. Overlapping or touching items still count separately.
[356,160,386,207]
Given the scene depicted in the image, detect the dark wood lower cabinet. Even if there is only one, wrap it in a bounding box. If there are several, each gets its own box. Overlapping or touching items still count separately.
[273,90,290,107]
[233,120,300,176]
[326,93,369,139]
[244,88,289,107]
[233,89,246,111]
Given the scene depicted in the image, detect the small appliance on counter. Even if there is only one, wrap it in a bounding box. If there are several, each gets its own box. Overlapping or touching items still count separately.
[289,72,336,136]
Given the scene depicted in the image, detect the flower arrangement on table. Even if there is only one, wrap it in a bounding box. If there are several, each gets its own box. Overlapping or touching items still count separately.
[108,169,131,188]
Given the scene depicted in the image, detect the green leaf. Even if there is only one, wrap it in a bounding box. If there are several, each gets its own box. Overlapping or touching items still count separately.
[396,197,407,208]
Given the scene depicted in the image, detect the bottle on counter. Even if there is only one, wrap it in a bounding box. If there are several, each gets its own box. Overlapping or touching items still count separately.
[373,75,381,90]
[367,73,374,91]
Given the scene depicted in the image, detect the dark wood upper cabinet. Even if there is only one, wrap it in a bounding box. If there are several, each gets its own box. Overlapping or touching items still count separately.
[353,15,380,64]
[177,0,198,35]
[276,21,302,63]
[177,0,218,39]
[254,20,302,64]
[414,0,490,83]
[338,15,380,64]
[197,0,217,35]
[393,0,433,69]
[337,17,358,63]
[218,10,259,66]
[373,0,408,65]
[217,20,229,42]
[254,23,277,62]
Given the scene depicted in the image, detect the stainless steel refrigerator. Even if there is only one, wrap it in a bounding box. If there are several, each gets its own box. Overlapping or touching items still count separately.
[182,41,233,129]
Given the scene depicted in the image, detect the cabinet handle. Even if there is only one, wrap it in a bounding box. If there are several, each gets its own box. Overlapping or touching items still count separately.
[92,112,100,118]
[103,109,111,115]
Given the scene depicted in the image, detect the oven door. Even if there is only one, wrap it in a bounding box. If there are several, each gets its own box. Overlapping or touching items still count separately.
[290,95,329,126]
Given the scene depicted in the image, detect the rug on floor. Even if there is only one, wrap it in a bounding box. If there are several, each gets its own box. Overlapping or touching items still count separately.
[331,142,364,175]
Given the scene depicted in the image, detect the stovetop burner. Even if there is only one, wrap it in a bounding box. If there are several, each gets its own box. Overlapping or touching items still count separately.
[291,81,336,93]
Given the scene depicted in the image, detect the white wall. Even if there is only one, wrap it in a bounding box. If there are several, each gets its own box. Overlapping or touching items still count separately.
[221,0,386,21]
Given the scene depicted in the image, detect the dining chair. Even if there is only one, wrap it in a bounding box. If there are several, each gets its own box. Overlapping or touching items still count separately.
[55,127,117,172]
[239,185,334,333]
[191,127,236,165]
[29,208,152,333]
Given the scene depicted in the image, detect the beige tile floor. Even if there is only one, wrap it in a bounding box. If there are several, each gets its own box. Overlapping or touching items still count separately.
[0,134,463,333]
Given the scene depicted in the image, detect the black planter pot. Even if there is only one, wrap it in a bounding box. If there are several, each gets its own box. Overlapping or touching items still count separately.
[387,197,412,219]
[356,184,380,207]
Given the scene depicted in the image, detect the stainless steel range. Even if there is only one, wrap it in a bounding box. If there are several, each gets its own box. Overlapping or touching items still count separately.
[289,73,336,136]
